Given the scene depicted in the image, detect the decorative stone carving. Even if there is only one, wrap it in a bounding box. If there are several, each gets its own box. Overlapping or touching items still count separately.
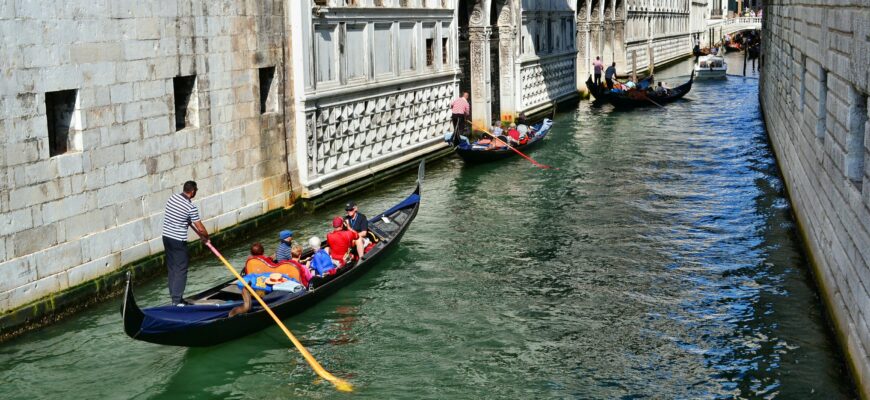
[520,55,577,110]
[305,82,455,178]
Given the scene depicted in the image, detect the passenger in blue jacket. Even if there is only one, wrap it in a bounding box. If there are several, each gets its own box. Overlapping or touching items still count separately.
[307,236,337,276]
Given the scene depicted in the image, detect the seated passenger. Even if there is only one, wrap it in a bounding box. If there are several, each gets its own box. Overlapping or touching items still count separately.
[516,123,530,145]
[307,236,337,276]
[285,245,313,287]
[242,243,276,275]
[273,230,294,262]
[654,82,666,95]
[507,123,520,145]
[327,216,358,267]
[344,201,370,256]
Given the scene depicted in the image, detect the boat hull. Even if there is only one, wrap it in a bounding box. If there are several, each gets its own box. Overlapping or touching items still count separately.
[452,119,553,164]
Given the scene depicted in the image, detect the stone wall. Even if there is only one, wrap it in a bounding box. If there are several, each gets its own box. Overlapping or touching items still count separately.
[760,2,870,396]
[0,1,293,313]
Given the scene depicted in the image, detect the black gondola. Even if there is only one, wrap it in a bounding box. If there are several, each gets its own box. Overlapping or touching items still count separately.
[448,118,554,164]
[585,72,693,108]
[122,162,425,347]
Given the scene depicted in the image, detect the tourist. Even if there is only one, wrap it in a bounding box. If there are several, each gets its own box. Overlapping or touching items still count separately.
[274,229,294,262]
[654,82,666,95]
[450,91,471,143]
[344,201,369,256]
[327,216,359,267]
[593,56,604,87]
[507,123,521,145]
[605,62,617,89]
[162,180,209,307]
[307,236,337,276]
[287,245,313,287]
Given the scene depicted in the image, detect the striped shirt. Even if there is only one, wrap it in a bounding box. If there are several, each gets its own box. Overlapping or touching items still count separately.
[275,241,292,262]
[162,193,201,241]
[450,97,470,115]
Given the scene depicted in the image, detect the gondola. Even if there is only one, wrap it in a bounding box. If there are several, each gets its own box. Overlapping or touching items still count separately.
[122,162,425,347]
[585,72,693,109]
[448,118,554,164]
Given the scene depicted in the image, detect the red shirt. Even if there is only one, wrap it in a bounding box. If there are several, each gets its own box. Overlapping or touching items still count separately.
[327,230,358,261]
[508,129,520,141]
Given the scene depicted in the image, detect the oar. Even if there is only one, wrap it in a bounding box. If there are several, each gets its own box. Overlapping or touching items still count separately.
[197,236,353,392]
[643,94,665,108]
[468,121,555,170]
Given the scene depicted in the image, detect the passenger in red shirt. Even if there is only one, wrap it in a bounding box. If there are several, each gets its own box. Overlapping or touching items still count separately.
[326,216,358,267]
[507,123,520,145]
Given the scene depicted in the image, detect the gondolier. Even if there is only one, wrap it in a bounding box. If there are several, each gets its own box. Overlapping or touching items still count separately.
[450,92,470,144]
[162,181,210,306]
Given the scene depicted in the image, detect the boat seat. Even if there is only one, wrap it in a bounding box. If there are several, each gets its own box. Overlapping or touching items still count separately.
[220,284,243,295]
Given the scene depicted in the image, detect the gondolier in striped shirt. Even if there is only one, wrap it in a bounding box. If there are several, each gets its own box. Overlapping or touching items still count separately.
[162,181,209,306]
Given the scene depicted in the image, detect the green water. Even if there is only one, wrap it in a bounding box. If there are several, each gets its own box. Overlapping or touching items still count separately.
[0,55,856,399]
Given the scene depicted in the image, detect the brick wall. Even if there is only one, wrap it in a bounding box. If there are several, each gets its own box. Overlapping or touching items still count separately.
[760,2,870,396]
[0,1,294,312]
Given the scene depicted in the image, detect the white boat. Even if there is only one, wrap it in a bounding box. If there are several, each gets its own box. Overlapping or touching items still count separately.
[694,55,727,79]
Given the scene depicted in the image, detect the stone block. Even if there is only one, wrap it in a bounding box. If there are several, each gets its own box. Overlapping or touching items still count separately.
[13,224,57,256]
[4,139,41,166]
[110,83,134,104]
[67,253,119,288]
[115,197,145,225]
[63,207,111,242]
[80,229,115,262]
[105,159,146,185]
[134,80,167,100]
[70,42,123,64]
[0,256,36,293]
[35,241,82,279]
[237,201,263,223]
[7,273,67,311]
[120,241,152,265]
[123,39,159,61]
[40,193,87,225]
[135,18,161,40]
[0,0,14,19]
[0,207,32,236]
[110,220,146,253]
[53,152,84,177]
[90,144,125,168]
[144,116,171,138]
[79,62,115,87]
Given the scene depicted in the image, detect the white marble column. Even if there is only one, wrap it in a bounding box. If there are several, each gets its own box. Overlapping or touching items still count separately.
[468,26,493,128]
[576,22,590,91]
[497,26,517,120]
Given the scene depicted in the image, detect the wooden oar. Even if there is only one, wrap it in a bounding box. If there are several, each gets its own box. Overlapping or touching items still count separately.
[468,121,555,170]
[198,237,353,392]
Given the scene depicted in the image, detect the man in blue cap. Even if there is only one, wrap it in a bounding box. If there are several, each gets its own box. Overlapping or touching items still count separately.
[343,200,369,256]
[274,229,294,262]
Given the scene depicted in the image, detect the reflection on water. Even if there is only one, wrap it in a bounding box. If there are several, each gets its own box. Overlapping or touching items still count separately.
[0,54,855,399]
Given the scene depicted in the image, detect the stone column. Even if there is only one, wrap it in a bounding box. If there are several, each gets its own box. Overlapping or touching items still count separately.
[576,22,590,91]
[589,22,601,62]
[468,26,493,128]
[613,20,627,72]
[497,26,517,121]
[603,20,614,64]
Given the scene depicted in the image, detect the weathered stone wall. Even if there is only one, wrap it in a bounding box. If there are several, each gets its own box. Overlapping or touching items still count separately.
[0,1,293,313]
[760,2,870,396]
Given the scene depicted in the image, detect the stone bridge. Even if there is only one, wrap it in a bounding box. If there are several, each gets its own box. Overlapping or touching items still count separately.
[721,16,762,35]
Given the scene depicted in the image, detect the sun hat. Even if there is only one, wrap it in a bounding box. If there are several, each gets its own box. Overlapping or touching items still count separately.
[264,273,286,285]
[279,230,293,240]
[332,216,344,228]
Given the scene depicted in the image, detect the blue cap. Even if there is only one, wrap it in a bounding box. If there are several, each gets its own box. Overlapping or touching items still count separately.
[279,230,293,240]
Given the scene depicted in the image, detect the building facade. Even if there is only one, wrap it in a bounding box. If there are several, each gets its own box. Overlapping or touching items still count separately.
[760,2,870,396]
[0,1,580,333]
[576,0,700,87]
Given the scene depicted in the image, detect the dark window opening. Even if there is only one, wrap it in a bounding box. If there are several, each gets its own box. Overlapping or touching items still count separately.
[173,75,197,131]
[846,89,867,189]
[45,89,78,157]
[259,66,276,114]
[816,69,828,140]
[442,38,449,64]
[426,38,435,67]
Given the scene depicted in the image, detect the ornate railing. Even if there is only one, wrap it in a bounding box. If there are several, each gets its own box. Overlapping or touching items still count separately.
[723,16,761,26]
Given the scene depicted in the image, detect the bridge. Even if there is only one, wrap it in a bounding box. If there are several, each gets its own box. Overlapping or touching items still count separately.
[721,16,762,35]
[703,16,762,46]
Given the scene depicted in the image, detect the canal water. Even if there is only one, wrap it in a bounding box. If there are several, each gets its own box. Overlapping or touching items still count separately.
[0,53,856,399]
